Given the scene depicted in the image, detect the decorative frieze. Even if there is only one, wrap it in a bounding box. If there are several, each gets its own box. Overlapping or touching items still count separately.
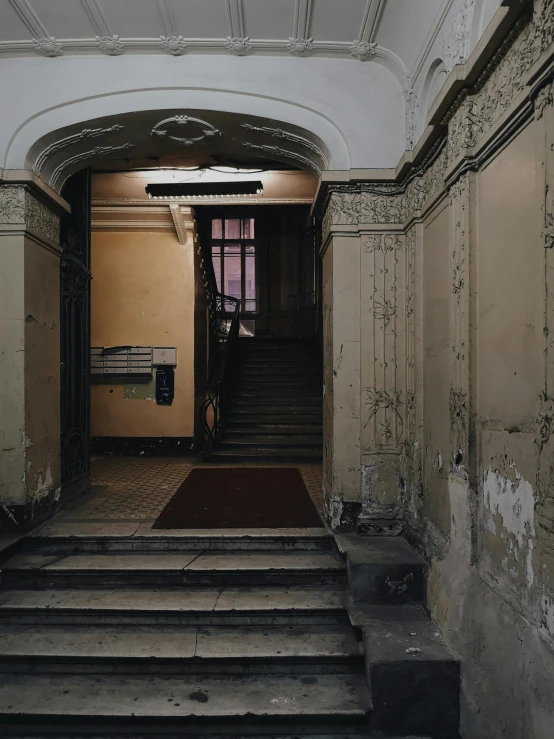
[241,123,329,168]
[0,186,60,244]
[361,233,406,453]
[405,226,416,441]
[442,0,475,72]
[449,174,471,473]
[33,124,125,174]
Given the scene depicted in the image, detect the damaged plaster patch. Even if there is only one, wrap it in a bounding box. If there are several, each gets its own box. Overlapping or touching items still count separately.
[483,464,535,587]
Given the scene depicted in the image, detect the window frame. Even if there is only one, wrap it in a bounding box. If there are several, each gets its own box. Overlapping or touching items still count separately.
[210,217,256,315]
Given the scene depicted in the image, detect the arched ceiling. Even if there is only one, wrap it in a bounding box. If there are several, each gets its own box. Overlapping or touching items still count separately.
[26,109,331,188]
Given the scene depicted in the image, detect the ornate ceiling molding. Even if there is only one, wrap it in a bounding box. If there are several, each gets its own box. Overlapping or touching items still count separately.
[160,35,187,55]
[241,123,329,168]
[224,37,252,55]
[442,0,475,72]
[50,143,134,189]
[32,37,63,57]
[287,37,314,55]
[151,115,222,146]
[96,35,124,56]
[34,124,124,173]
[350,41,377,61]
[169,203,187,245]
[242,142,320,174]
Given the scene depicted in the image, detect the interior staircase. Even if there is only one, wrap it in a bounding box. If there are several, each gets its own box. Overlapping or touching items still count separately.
[0,528,459,738]
[210,338,323,463]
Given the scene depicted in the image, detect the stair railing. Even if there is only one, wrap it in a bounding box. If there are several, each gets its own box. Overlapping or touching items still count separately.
[194,216,243,458]
[199,292,240,459]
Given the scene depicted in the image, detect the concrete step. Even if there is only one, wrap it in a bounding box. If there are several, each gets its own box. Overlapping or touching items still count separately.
[222,435,322,448]
[1,552,345,588]
[226,421,323,433]
[22,528,334,554]
[0,673,371,732]
[0,586,352,626]
[212,449,323,464]
[336,536,427,605]
[351,603,460,738]
[0,624,363,675]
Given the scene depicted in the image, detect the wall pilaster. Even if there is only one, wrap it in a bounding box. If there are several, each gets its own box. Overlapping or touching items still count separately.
[0,184,63,531]
[321,187,407,533]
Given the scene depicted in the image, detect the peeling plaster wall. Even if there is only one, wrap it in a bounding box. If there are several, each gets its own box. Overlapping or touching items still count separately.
[412,15,554,737]
[318,2,554,734]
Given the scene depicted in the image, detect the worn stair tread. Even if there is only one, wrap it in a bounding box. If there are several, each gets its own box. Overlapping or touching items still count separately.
[3,552,344,573]
[347,603,459,664]
[0,673,370,718]
[0,624,362,660]
[335,535,427,567]
[0,587,350,614]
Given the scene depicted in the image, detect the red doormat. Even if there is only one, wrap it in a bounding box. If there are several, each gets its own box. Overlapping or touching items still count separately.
[153,467,322,529]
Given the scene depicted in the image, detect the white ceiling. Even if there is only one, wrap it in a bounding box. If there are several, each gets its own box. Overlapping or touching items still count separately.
[0,0,449,78]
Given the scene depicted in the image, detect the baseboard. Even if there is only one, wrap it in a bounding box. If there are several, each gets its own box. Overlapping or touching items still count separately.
[91,436,195,456]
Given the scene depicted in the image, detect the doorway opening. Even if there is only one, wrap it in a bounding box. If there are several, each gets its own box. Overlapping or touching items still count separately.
[58,165,324,530]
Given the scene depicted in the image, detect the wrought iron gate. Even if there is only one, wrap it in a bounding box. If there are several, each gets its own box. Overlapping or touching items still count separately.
[60,169,91,492]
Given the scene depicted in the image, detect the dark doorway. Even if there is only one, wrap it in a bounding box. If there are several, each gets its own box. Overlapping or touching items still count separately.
[59,168,92,497]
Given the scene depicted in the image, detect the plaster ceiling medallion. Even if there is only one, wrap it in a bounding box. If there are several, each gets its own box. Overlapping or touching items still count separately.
[151,116,222,146]
[95,35,124,56]
[160,35,187,56]
[286,37,314,55]
[224,37,253,56]
[350,40,377,61]
[32,37,63,57]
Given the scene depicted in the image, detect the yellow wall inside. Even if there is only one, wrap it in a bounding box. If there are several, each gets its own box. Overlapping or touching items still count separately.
[90,229,194,438]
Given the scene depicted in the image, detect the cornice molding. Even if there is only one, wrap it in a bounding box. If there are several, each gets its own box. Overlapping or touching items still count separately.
[93,197,314,207]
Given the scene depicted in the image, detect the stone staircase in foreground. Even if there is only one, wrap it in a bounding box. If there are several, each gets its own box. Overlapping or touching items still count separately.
[0,528,459,738]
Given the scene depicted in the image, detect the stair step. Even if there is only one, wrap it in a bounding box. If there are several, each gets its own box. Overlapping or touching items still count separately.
[1,552,344,588]
[212,450,323,464]
[223,435,322,447]
[0,587,351,626]
[226,422,322,433]
[0,673,371,729]
[23,529,334,554]
[0,624,363,675]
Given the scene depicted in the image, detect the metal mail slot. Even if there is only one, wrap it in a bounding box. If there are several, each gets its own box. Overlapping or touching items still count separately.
[129,348,153,356]
[104,354,130,361]
[128,367,151,374]
[104,367,128,374]
[91,348,103,355]
[128,360,152,367]
[91,367,104,374]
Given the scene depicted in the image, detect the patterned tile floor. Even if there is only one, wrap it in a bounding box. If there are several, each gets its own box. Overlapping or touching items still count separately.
[59,455,324,527]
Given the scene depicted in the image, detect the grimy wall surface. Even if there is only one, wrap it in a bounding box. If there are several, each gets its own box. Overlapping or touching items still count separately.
[320,1,554,735]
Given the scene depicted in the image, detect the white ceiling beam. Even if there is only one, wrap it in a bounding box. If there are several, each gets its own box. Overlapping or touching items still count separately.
[8,0,49,38]
[155,0,177,37]
[226,0,246,38]
[358,0,386,43]
[80,0,112,37]
[293,0,314,40]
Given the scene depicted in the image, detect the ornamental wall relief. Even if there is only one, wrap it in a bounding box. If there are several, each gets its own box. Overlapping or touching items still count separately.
[151,116,222,146]
[0,186,60,244]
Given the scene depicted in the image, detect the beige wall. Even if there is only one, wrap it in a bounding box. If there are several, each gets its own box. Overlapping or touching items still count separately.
[422,202,451,537]
[90,229,195,438]
[0,186,62,518]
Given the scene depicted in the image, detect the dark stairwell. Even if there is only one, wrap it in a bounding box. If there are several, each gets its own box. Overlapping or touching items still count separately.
[209,338,323,464]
